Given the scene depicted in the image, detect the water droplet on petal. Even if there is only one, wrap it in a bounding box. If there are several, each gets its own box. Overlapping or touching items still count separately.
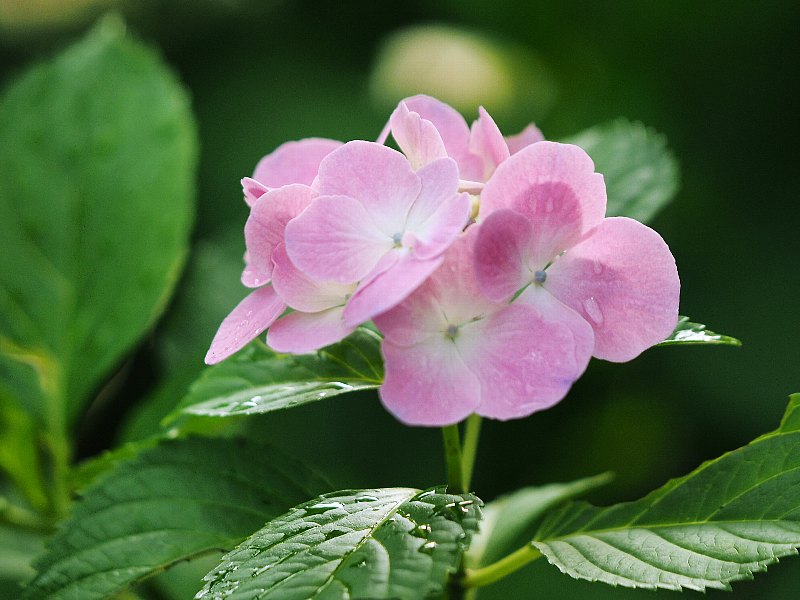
[583,297,604,326]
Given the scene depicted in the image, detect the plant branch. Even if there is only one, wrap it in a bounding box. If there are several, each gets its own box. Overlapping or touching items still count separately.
[461,543,543,589]
[441,424,465,494]
[461,414,481,491]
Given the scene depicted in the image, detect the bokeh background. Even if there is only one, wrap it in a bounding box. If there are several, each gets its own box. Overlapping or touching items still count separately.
[1,0,799,598]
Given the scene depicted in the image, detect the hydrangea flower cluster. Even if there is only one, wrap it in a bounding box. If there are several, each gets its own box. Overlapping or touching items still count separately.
[206,95,680,426]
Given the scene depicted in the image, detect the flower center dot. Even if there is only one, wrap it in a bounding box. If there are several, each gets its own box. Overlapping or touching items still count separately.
[392,232,403,246]
[445,324,459,340]
[534,270,547,284]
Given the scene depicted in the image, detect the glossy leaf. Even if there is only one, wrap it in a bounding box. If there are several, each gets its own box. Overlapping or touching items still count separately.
[0,16,197,426]
[24,437,330,600]
[530,394,800,591]
[170,328,383,421]
[197,487,482,600]
[468,473,613,568]
[658,316,742,347]
[563,119,679,224]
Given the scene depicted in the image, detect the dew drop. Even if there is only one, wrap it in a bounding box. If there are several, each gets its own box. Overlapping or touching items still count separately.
[413,524,432,538]
[583,297,604,326]
[306,501,345,515]
[418,541,437,555]
[355,495,379,503]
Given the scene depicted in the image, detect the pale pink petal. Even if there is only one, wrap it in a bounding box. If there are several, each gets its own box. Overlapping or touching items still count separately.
[205,286,285,365]
[505,123,545,155]
[244,184,317,281]
[380,337,480,426]
[469,106,510,179]
[403,158,470,259]
[267,307,355,354]
[479,141,607,267]
[343,251,443,327]
[389,102,448,170]
[402,95,471,158]
[241,256,268,288]
[474,209,534,303]
[284,194,392,284]
[374,228,496,345]
[271,244,353,312]
[241,177,270,207]
[545,217,680,362]
[315,141,420,235]
[252,138,342,188]
[457,299,593,419]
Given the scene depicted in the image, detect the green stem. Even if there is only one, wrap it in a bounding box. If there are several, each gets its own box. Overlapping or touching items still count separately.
[461,543,543,589]
[0,497,53,532]
[461,414,482,491]
[441,424,465,493]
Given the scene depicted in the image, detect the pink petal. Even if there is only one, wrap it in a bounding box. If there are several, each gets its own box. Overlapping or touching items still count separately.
[505,123,545,155]
[479,141,607,267]
[402,95,471,158]
[205,286,285,365]
[252,138,342,188]
[267,307,355,354]
[343,250,443,327]
[469,106,510,179]
[545,217,680,362]
[404,158,470,259]
[271,243,353,312]
[474,209,534,303]
[380,337,480,426]
[284,194,392,284]
[389,102,448,170]
[241,255,268,288]
[374,228,496,345]
[244,184,317,281]
[241,177,270,207]
[460,298,593,419]
[315,141,420,236]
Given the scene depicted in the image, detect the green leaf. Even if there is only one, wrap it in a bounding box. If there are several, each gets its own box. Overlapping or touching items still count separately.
[658,315,742,347]
[468,473,613,568]
[169,328,383,421]
[562,118,679,224]
[24,436,330,600]
[529,393,800,591]
[197,487,482,600]
[0,16,197,424]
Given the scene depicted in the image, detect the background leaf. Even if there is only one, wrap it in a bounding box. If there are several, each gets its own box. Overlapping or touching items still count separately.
[529,394,800,591]
[468,473,613,568]
[197,487,482,600]
[658,316,742,347]
[170,328,383,421]
[562,119,679,224]
[0,16,197,428]
[24,436,330,600]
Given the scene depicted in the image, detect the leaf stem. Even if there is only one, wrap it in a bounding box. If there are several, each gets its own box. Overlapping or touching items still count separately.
[0,497,53,532]
[461,414,482,491]
[441,424,465,493]
[461,543,543,589]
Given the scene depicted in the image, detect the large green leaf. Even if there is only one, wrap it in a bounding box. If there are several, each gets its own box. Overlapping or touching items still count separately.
[658,315,742,347]
[169,328,383,422]
[24,437,330,600]
[0,16,197,425]
[562,118,679,224]
[197,487,482,600]
[468,473,613,568]
[528,393,800,591]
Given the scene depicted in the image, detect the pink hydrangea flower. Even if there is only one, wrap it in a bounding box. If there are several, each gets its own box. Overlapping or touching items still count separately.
[285,140,471,327]
[374,227,594,426]
[475,141,680,362]
[378,94,544,187]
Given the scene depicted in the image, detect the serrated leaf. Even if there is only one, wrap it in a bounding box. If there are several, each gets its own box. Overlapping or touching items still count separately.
[529,393,800,591]
[24,437,330,600]
[0,16,197,424]
[169,328,383,421]
[562,119,679,224]
[197,487,481,600]
[658,315,741,347]
[468,473,613,568]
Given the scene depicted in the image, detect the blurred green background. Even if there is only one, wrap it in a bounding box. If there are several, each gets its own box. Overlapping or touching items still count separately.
[1,0,799,598]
